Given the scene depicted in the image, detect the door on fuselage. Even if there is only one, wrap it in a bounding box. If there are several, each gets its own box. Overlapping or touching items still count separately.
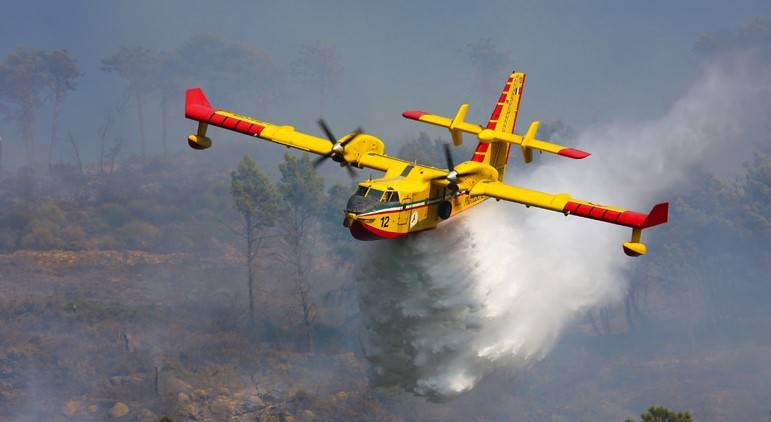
[398,194,411,228]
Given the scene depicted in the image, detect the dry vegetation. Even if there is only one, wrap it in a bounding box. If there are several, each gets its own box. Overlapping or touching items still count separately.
[0,151,768,421]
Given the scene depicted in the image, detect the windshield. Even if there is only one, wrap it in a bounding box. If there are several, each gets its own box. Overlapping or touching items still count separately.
[346,187,400,213]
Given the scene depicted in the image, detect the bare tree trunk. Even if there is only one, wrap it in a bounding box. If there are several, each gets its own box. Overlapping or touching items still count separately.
[66,132,83,175]
[291,212,315,353]
[122,332,132,352]
[154,366,160,395]
[246,217,255,329]
[107,137,125,175]
[136,92,146,161]
[47,96,62,170]
[161,91,168,157]
[97,112,114,175]
[21,107,35,165]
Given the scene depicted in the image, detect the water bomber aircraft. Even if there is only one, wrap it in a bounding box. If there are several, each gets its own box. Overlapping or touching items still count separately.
[185,71,668,256]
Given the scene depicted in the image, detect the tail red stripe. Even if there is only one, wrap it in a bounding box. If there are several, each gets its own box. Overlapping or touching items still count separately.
[490,104,503,120]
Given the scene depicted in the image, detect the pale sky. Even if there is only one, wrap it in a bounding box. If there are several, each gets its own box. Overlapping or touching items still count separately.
[1,0,770,163]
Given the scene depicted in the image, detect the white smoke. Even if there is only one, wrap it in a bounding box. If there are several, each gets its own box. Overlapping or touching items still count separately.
[358,52,771,400]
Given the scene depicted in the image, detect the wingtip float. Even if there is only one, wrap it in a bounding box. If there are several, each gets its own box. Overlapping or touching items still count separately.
[185,71,668,256]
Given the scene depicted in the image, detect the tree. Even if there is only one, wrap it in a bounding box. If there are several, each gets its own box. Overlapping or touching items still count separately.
[0,48,50,164]
[102,47,159,160]
[159,34,276,154]
[170,33,277,109]
[695,17,771,58]
[461,38,509,96]
[231,155,279,328]
[396,132,473,168]
[321,183,356,247]
[278,153,324,352]
[44,50,81,168]
[292,43,342,115]
[625,406,693,422]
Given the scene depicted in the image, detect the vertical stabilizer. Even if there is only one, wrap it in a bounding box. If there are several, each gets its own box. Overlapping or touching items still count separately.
[472,71,525,178]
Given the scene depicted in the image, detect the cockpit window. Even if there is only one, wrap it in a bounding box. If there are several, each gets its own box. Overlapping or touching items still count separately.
[346,187,400,213]
[384,191,399,203]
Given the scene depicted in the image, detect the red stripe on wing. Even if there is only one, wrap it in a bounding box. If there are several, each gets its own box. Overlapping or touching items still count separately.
[557,148,591,159]
[563,201,649,228]
[402,110,428,120]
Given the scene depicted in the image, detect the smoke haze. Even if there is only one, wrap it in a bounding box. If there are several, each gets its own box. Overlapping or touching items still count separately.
[359,50,771,399]
[1,3,770,420]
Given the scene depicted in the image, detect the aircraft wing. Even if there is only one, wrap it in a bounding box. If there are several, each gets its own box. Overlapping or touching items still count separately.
[403,108,589,162]
[185,88,408,173]
[470,180,668,256]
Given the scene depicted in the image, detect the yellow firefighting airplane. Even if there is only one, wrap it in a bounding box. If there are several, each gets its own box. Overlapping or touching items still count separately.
[185,71,668,256]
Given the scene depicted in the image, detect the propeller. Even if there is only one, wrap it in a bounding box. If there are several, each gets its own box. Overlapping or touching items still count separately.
[313,119,361,178]
[430,143,474,192]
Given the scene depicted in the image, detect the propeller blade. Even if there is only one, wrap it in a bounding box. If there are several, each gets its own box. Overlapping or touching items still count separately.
[318,119,337,143]
[344,164,358,178]
[312,154,330,168]
[340,127,363,146]
[443,143,455,171]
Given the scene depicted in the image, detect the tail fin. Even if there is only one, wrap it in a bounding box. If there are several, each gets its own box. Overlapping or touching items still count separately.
[472,71,525,178]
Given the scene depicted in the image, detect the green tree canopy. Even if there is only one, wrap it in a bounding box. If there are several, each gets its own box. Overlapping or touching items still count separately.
[230,155,279,226]
[231,154,280,328]
[101,46,159,95]
[170,33,276,105]
[44,49,82,165]
[102,46,160,159]
[0,47,51,162]
[44,50,81,101]
[278,153,324,217]
[626,406,694,422]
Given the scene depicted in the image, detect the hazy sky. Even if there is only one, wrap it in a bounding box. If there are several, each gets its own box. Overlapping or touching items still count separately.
[2,1,770,163]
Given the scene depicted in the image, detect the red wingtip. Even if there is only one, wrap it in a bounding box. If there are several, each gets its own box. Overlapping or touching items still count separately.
[402,110,428,120]
[642,202,669,228]
[185,87,215,120]
[557,148,590,159]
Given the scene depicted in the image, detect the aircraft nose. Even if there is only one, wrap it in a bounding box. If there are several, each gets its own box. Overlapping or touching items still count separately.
[343,212,358,228]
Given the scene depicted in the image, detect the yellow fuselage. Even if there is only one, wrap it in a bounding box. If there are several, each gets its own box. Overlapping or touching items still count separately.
[344,173,487,240]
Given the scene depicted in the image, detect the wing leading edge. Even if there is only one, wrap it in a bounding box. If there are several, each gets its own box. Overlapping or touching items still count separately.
[184,88,408,173]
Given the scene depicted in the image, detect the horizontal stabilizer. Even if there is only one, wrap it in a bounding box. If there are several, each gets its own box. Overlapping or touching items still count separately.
[403,108,589,161]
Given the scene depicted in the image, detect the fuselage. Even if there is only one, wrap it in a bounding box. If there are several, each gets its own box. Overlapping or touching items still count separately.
[343,174,488,240]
